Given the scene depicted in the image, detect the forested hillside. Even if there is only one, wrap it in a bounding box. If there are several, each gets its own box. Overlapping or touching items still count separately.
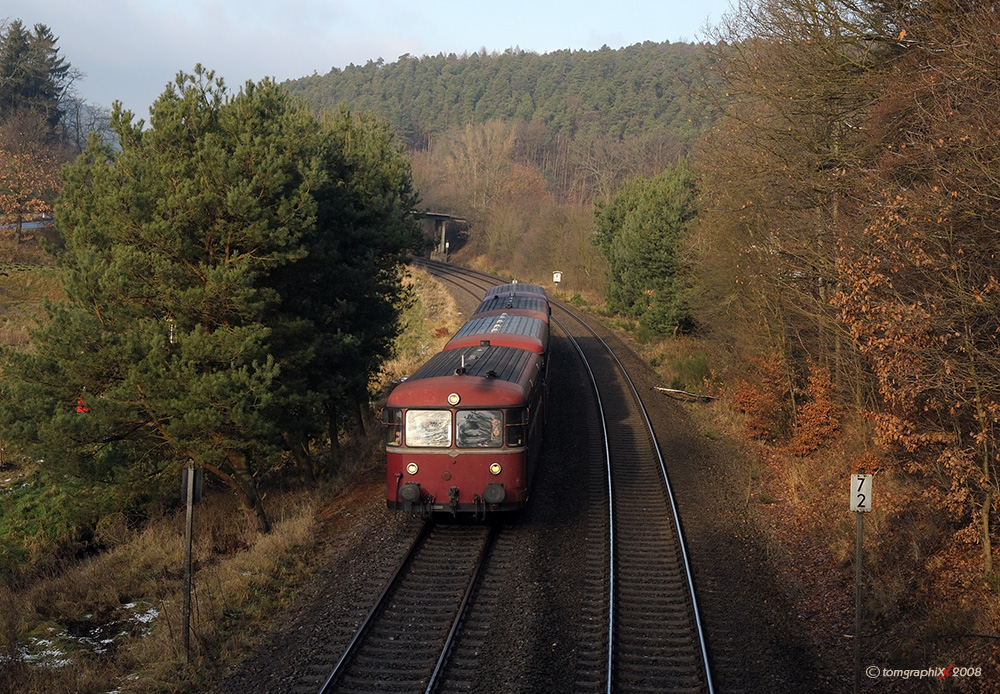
[285,42,714,152]
[284,43,716,295]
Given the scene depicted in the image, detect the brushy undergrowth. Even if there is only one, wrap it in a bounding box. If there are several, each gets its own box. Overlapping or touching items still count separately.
[637,334,1000,679]
[1,486,327,694]
[377,268,463,387]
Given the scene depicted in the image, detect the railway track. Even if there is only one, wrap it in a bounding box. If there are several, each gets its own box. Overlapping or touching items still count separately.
[417,260,714,693]
[315,520,496,693]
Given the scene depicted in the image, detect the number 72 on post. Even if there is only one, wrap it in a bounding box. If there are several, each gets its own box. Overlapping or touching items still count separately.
[850,473,873,513]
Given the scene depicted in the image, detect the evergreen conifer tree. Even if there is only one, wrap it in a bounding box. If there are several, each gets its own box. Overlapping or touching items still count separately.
[1,62,426,531]
[0,20,71,132]
[593,161,697,335]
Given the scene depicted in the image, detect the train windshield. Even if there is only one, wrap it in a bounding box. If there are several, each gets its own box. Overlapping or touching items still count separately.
[405,410,452,447]
[456,410,503,448]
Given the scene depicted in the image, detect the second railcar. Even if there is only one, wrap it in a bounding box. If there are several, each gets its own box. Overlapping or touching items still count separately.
[471,293,551,323]
[481,281,548,302]
[443,312,549,356]
[383,344,545,516]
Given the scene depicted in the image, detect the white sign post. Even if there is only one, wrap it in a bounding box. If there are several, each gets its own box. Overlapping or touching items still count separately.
[850,473,873,512]
[851,470,873,694]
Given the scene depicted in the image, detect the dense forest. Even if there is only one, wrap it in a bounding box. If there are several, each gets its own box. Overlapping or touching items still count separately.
[285,42,714,152]
[283,41,717,302]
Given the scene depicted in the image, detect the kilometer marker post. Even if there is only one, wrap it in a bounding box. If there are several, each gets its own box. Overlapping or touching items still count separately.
[850,469,873,694]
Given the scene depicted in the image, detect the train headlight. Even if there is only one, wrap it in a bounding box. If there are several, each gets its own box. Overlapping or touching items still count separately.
[489,462,502,475]
[448,392,461,405]
[406,462,419,475]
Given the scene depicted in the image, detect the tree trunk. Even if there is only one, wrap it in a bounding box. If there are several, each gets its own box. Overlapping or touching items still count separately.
[284,431,315,483]
[227,451,271,533]
[982,491,993,578]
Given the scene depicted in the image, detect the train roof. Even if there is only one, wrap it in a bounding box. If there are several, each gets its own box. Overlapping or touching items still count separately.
[445,313,549,353]
[408,344,534,382]
[473,295,550,320]
[388,345,541,408]
[482,282,548,301]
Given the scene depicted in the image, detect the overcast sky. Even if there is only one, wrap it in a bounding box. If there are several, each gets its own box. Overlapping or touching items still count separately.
[6,0,733,117]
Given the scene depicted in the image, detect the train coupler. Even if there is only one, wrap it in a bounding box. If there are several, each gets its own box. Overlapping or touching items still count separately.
[448,486,460,516]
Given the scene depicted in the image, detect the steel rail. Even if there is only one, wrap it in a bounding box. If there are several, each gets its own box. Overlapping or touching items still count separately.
[316,521,432,693]
[549,312,615,694]
[551,301,715,694]
[414,259,712,691]
[424,523,499,694]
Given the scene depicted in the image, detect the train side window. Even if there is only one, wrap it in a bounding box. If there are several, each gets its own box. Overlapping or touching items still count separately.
[505,408,527,447]
[405,410,452,447]
[456,410,503,448]
[382,408,403,446]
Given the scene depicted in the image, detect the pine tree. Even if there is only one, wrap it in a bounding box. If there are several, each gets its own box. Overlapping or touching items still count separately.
[270,106,427,474]
[0,66,428,530]
[0,20,72,132]
[0,67,320,531]
[593,160,697,335]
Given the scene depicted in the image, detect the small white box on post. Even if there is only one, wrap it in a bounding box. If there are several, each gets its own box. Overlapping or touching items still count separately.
[552,270,562,284]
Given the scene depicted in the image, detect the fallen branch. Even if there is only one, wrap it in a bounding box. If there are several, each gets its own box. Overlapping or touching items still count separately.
[653,386,716,402]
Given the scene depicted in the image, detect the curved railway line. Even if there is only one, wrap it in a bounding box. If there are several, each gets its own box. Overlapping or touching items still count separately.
[295,261,715,693]
[219,260,837,694]
[410,260,714,693]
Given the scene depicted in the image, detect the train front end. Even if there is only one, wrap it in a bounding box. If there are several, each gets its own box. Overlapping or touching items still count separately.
[383,345,543,517]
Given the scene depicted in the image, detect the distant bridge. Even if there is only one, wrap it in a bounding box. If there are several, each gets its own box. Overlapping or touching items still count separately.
[418,211,466,258]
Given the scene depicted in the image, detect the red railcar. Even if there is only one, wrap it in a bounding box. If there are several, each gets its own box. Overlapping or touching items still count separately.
[384,344,545,516]
[443,312,549,355]
[471,293,551,323]
[480,282,548,302]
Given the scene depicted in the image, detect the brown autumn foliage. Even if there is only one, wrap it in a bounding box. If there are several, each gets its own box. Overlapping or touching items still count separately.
[836,0,1000,578]
[784,362,840,458]
[731,352,790,441]
[693,0,1000,678]
[731,353,840,455]
[0,111,64,239]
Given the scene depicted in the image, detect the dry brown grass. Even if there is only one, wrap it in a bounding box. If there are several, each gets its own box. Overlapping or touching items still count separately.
[0,266,63,349]
[377,267,464,387]
[1,487,323,694]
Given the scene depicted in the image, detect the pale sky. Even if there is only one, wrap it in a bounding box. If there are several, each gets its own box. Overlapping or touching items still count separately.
[5,0,733,117]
